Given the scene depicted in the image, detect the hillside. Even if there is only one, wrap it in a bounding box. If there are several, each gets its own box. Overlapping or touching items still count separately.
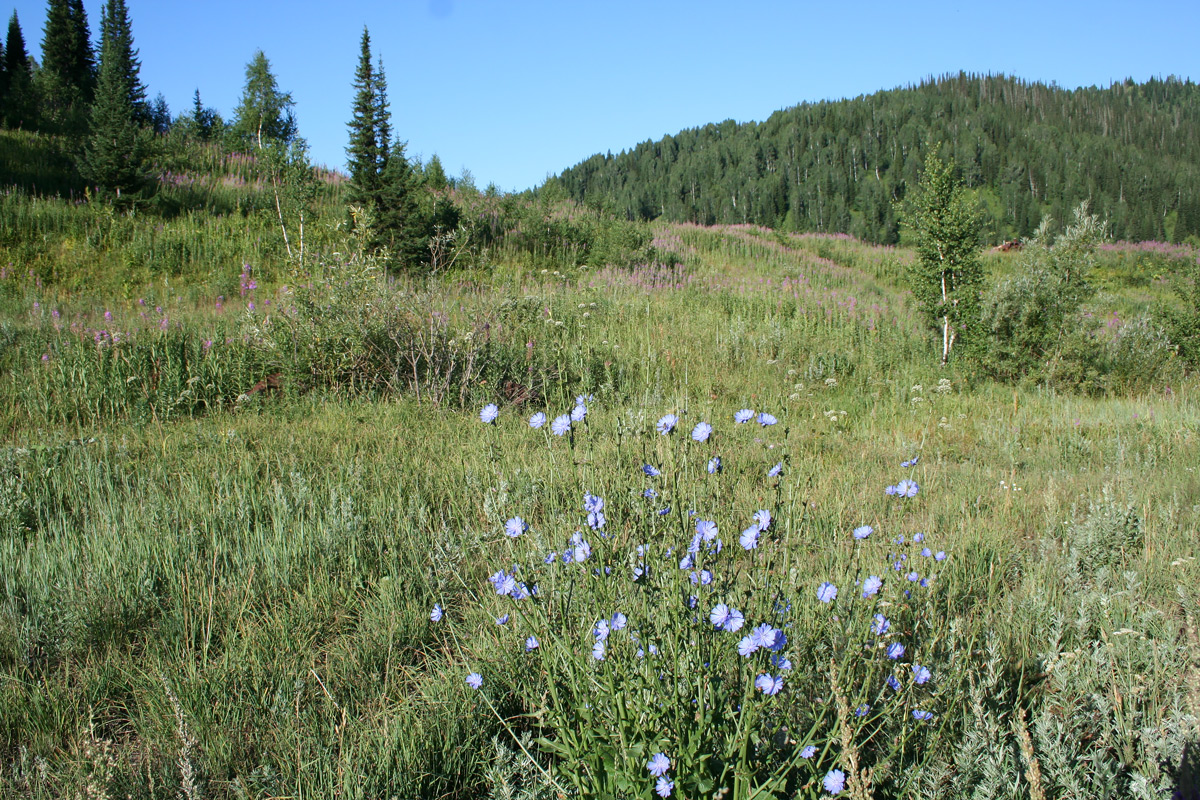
[548,73,1200,244]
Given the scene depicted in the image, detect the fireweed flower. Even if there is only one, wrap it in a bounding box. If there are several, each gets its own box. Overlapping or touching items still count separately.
[655,775,674,798]
[823,769,846,795]
[430,603,444,622]
[862,575,883,598]
[755,674,784,695]
[525,636,539,651]
[656,414,678,435]
[696,519,718,541]
[817,582,838,603]
[691,421,713,442]
[740,525,760,550]
[768,462,783,477]
[642,464,661,477]
[707,456,722,474]
[753,509,772,530]
[571,403,588,422]
[466,673,483,689]
[735,408,755,423]
[896,479,919,498]
[505,517,527,538]
[480,404,499,424]
[887,642,906,660]
[757,411,778,426]
[853,525,874,540]
[913,664,931,684]
[551,415,571,436]
[647,753,670,777]
[529,411,546,428]
[871,614,890,635]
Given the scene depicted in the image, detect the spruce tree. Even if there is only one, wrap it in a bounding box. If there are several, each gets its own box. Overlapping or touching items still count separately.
[39,0,95,133]
[96,0,147,125]
[343,30,426,266]
[4,12,34,130]
[79,0,146,197]
[345,28,380,208]
[230,51,297,149]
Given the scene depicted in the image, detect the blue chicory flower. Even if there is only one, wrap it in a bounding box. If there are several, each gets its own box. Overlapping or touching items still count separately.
[755,674,784,695]
[757,411,778,426]
[896,479,919,498]
[767,462,783,477]
[912,709,934,721]
[505,517,527,538]
[823,769,846,795]
[656,414,678,435]
[696,519,718,541]
[913,664,931,684]
[740,525,760,550]
[735,408,755,424]
[480,404,499,424]
[529,411,546,428]
[571,403,587,422]
[692,421,713,442]
[551,415,571,436]
[430,603,443,622]
[495,614,509,625]
[887,642,906,660]
[753,509,772,530]
[643,464,661,477]
[853,525,873,540]
[466,673,483,689]
[707,456,722,474]
[817,582,838,603]
[800,745,817,759]
[655,775,674,798]
[871,614,890,635]
[862,575,882,598]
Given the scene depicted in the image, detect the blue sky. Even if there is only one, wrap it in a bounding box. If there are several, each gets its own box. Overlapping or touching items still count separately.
[7,1,1199,192]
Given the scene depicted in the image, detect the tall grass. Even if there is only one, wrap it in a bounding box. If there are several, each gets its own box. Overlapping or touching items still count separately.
[1,170,1197,797]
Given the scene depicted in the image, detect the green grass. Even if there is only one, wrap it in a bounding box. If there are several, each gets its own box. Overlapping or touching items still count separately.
[1,164,1198,797]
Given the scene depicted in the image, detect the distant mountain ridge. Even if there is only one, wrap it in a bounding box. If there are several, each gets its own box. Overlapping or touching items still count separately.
[547,73,1200,244]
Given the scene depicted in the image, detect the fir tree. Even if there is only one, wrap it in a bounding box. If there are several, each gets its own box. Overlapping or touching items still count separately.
[230,51,296,149]
[4,12,34,130]
[343,29,425,265]
[96,0,147,125]
[39,0,95,133]
[904,147,983,364]
[79,0,146,197]
[345,28,380,208]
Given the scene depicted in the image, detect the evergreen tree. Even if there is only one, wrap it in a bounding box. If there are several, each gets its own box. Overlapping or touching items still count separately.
[343,30,425,265]
[230,51,296,149]
[96,0,147,125]
[904,147,983,364]
[148,92,170,134]
[78,0,146,197]
[345,28,380,207]
[39,0,95,133]
[3,12,34,129]
[182,88,222,141]
[425,153,449,191]
[0,36,7,114]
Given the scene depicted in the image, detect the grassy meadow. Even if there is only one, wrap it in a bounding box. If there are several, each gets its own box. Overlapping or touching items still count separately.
[1,153,1199,798]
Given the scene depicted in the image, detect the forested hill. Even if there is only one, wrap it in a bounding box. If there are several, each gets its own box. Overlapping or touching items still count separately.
[547,73,1200,244]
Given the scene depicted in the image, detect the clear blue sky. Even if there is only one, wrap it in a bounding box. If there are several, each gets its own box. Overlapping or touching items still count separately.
[7,1,1199,192]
